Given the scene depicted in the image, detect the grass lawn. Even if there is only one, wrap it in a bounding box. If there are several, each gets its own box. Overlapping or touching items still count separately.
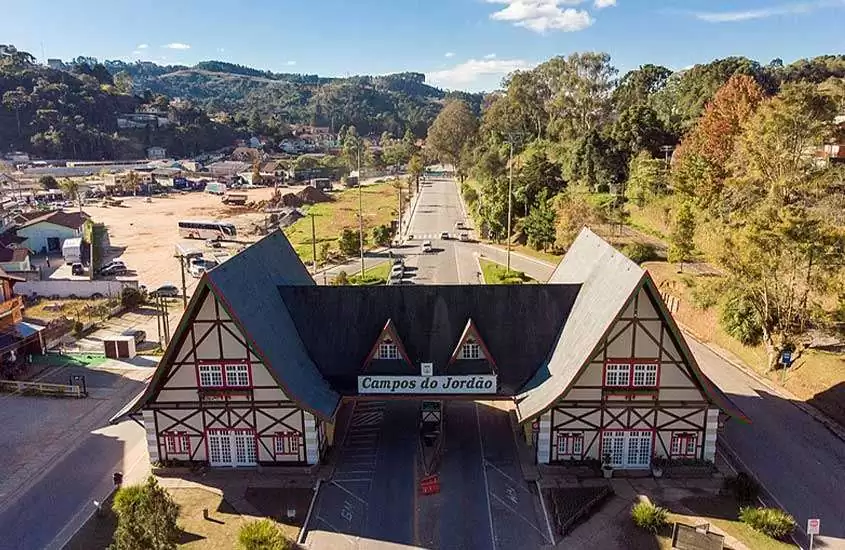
[479,258,535,284]
[348,260,390,285]
[37,352,107,369]
[64,487,297,550]
[284,182,405,262]
[487,242,562,265]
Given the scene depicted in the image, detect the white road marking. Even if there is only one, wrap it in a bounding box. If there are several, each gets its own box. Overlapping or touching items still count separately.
[490,492,549,541]
[485,460,530,493]
[475,402,497,550]
[454,245,464,284]
[330,481,368,505]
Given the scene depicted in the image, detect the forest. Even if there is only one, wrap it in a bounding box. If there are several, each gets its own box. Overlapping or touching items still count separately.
[425,52,845,376]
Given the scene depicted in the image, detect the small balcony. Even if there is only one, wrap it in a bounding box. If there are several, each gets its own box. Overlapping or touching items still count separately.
[0,296,24,326]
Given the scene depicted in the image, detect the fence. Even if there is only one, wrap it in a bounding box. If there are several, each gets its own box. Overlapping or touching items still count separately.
[15,279,138,298]
[0,379,86,398]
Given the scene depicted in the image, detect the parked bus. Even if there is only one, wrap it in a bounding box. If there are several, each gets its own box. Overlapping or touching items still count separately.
[177,220,237,240]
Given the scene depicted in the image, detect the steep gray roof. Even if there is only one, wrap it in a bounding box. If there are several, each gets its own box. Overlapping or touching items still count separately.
[515,228,646,421]
[206,231,340,419]
[278,285,579,394]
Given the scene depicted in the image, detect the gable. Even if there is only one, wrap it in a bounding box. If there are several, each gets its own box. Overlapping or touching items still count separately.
[152,285,289,404]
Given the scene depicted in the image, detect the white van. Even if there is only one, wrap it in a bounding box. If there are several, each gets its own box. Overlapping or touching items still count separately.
[62,237,83,264]
[205,182,227,195]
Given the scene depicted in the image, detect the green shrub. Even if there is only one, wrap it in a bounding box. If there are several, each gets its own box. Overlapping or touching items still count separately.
[739,507,796,539]
[111,476,180,550]
[121,286,144,309]
[332,271,349,285]
[723,472,760,504]
[719,292,763,346]
[372,224,392,247]
[621,242,658,264]
[338,228,362,257]
[631,501,668,534]
[238,519,292,550]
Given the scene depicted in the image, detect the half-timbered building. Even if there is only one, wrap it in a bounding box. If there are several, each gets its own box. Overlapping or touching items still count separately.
[117,228,745,470]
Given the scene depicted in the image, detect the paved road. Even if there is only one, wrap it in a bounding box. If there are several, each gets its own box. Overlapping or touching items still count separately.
[420,177,845,549]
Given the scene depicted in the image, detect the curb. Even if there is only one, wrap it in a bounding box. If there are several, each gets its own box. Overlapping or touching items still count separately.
[679,325,845,443]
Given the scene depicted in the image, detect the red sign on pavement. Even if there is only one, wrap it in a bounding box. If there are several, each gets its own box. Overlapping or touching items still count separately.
[807,518,820,535]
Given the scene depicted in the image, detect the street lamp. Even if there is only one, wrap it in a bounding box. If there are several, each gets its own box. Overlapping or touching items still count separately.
[357,145,365,276]
[507,142,514,273]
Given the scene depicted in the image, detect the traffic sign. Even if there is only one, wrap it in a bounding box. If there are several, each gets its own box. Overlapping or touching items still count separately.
[781,350,793,365]
[807,518,820,535]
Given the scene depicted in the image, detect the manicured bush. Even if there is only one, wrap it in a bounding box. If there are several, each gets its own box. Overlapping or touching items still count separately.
[238,519,292,550]
[621,242,658,264]
[739,507,796,539]
[631,501,668,534]
[723,472,760,504]
[121,286,144,309]
[111,476,180,550]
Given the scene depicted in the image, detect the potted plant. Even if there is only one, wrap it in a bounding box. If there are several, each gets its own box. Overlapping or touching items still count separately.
[651,456,665,478]
[602,452,614,479]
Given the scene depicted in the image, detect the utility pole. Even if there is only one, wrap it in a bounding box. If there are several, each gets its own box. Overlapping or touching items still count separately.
[155,295,162,345]
[177,255,188,308]
[357,145,365,276]
[310,212,317,273]
[507,142,514,273]
[397,176,403,243]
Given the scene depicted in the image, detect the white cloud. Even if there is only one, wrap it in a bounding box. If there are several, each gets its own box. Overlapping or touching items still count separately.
[484,53,497,59]
[286,60,297,66]
[427,58,535,89]
[162,42,191,50]
[136,43,149,49]
[594,0,616,8]
[694,0,844,22]
[131,50,142,56]
[217,47,226,53]
[485,0,594,33]
[445,52,455,58]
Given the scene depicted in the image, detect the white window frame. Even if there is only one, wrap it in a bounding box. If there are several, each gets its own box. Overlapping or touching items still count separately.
[604,363,631,387]
[164,432,190,455]
[633,363,658,387]
[198,364,223,387]
[274,432,301,456]
[225,363,250,387]
[556,432,583,458]
[670,432,698,458]
[459,340,482,360]
[378,341,399,360]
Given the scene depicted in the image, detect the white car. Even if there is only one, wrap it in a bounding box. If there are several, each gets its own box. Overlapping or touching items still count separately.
[459,232,469,242]
[422,240,433,253]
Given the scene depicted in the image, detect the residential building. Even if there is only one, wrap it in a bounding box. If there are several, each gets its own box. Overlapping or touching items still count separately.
[16,211,89,254]
[0,248,32,272]
[0,267,44,378]
[117,112,170,130]
[208,161,251,178]
[147,146,167,160]
[115,229,744,469]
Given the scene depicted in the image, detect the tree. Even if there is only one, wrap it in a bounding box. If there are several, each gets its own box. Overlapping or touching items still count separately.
[59,178,82,211]
[673,74,766,205]
[372,224,391,246]
[426,100,478,170]
[625,151,667,206]
[523,190,557,250]
[716,205,845,369]
[238,519,292,550]
[2,87,29,137]
[39,175,59,190]
[408,153,424,193]
[667,201,696,266]
[613,64,673,111]
[729,82,836,206]
[554,191,607,250]
[338,228,361,257]
[516,147,564,215]
[110,476,180,550]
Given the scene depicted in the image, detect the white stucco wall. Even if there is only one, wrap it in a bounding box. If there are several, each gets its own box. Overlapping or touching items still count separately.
[18,222,81,254]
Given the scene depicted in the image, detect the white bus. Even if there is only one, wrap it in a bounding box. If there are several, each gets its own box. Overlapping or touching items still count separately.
[178,220,237,240]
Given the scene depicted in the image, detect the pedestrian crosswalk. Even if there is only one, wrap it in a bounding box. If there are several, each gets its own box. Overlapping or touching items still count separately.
[408,232,472,241]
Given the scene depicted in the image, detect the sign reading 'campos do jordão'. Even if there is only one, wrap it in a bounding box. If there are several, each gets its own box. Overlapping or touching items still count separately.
[358,375,497,394]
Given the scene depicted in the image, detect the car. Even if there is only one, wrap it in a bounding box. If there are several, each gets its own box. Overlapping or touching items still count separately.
[392,256,404,266]
[455,221,465,230]
[150,284,179,298]
[205,239,222,249]
[101,259,126,270]
[71,263,84,276]
[100,264,127,276]
[390,264,404,279]
[122,329,146,345]
[440,231,450,240]
[459,232,469,242]
[422,240,433,253]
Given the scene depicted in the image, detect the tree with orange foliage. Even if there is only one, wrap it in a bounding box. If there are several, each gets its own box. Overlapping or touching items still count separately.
[672,74,765,204]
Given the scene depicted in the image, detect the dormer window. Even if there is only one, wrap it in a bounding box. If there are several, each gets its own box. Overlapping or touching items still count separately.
[378,340,399,360]
[459,339,483,360]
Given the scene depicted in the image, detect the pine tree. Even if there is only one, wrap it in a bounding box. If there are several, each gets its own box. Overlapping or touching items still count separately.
[668,201,696,268]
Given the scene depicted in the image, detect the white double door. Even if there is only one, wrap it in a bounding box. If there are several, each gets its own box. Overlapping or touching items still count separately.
[602,430,653,469]
[208,430,257,467]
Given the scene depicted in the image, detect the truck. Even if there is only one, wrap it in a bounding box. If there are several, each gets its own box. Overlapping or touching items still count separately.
[221,192,248,205]
[311,178,332,191]
[205,182,227,195]
[62,237,83,265]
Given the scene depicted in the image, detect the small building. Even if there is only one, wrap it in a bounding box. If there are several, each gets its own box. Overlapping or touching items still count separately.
[0,267,44,377]
[147,146,167,160]
[0,248,31,272]
[114,229,745,469]
[16,211,89,254]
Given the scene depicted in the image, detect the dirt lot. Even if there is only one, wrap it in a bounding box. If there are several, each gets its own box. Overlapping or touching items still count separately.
[82,187,297,292]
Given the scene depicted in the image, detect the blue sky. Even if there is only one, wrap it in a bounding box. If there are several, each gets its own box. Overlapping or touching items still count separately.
[1,0,844,91]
